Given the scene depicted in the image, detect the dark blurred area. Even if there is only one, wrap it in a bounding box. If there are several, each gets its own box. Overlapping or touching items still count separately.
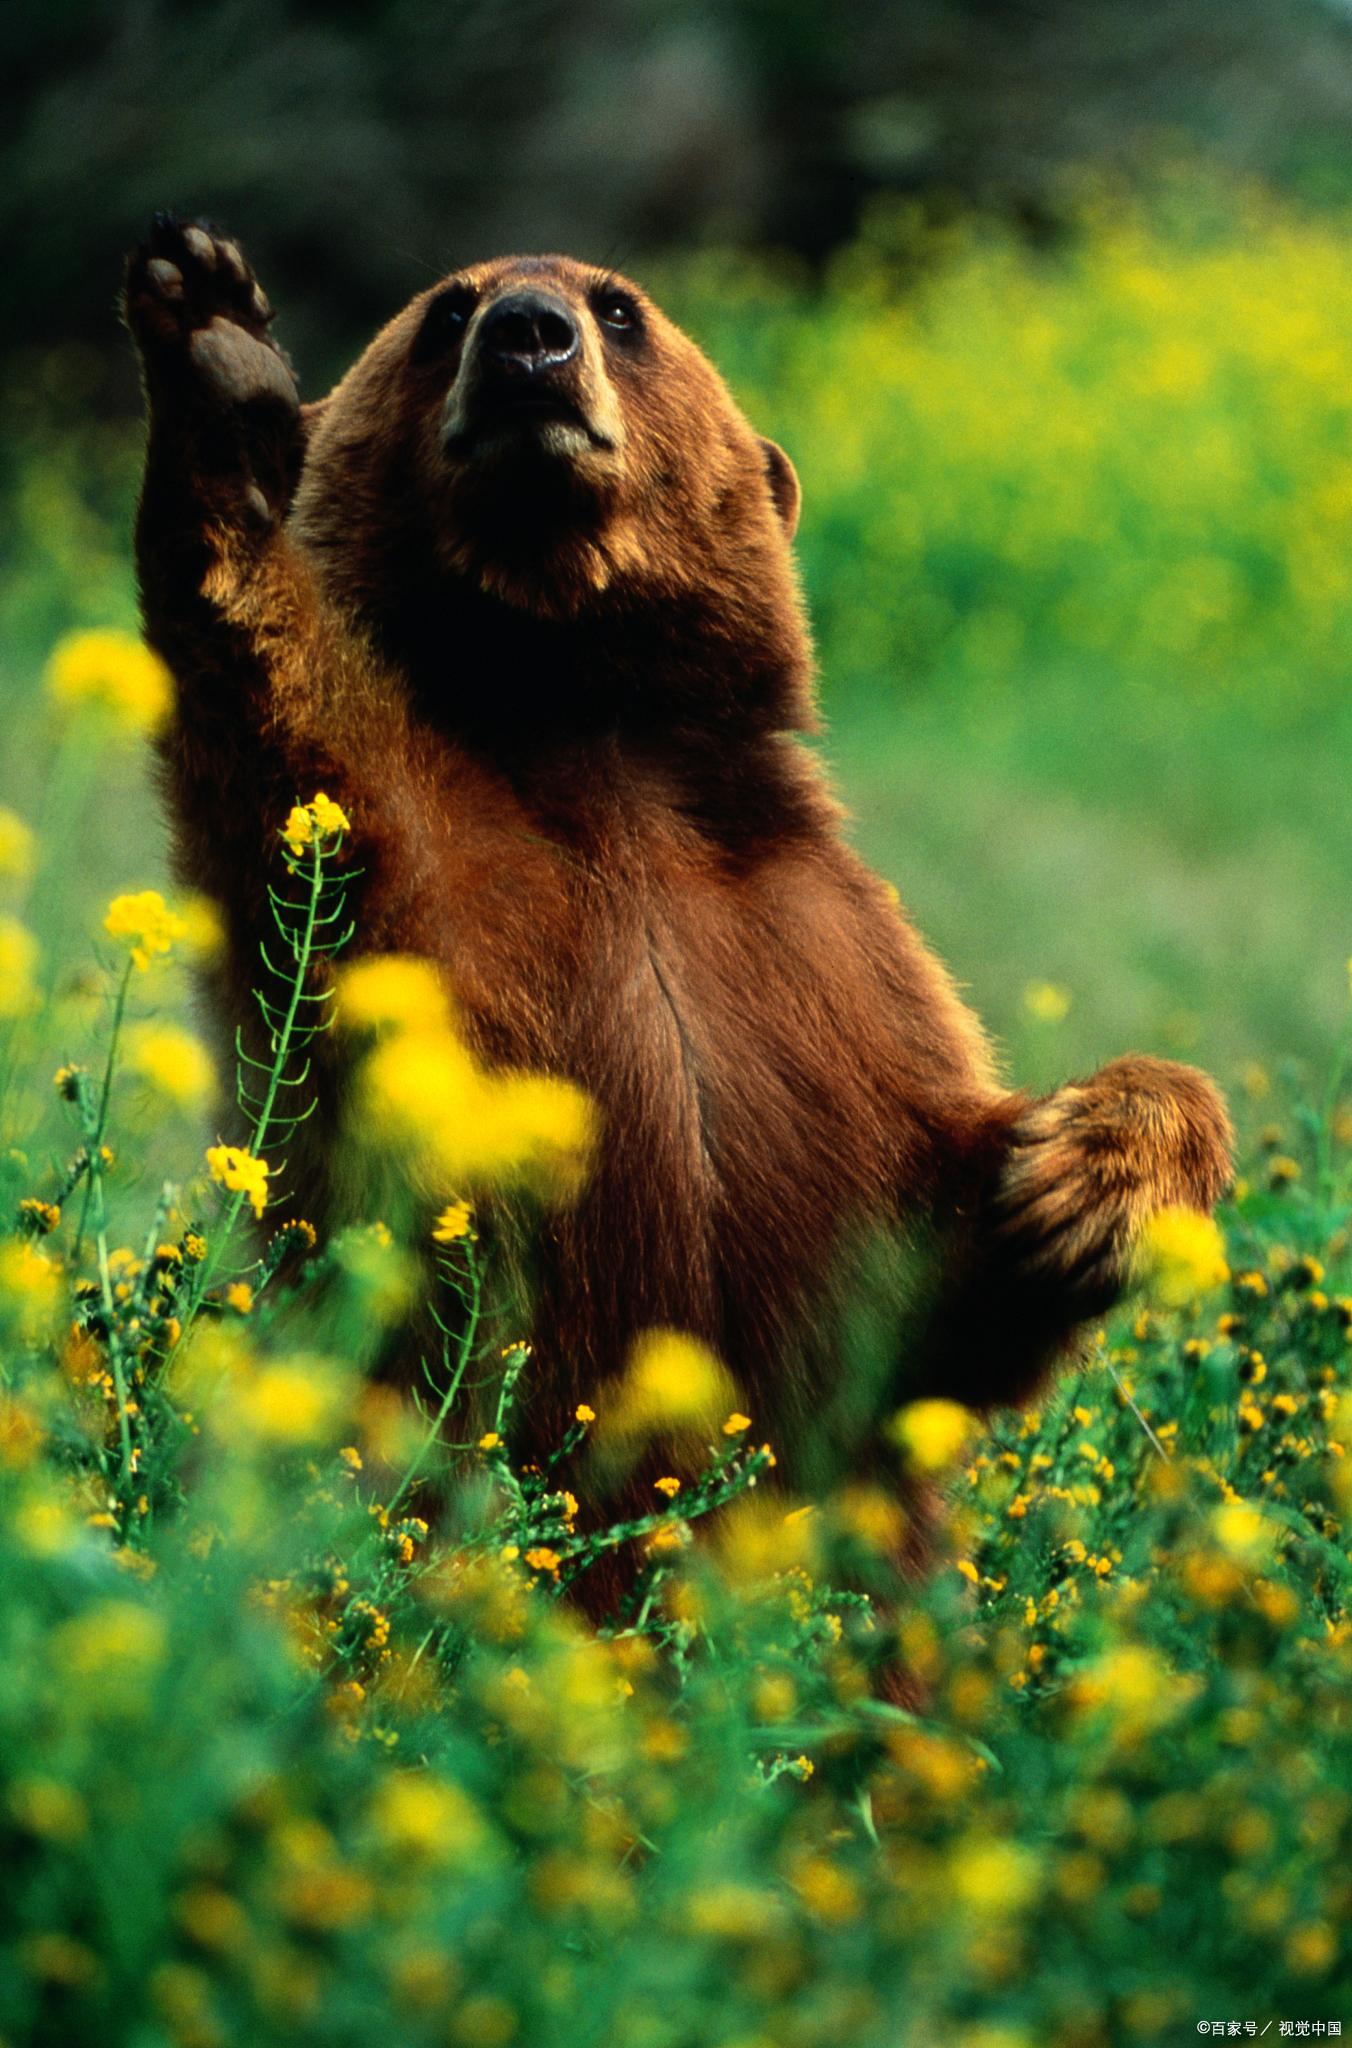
[11,0,1352,393]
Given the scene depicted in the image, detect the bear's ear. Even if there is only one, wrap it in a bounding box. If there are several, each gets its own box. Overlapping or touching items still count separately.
[759,437,801,538]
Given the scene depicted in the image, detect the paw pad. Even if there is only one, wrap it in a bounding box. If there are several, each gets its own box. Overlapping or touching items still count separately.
[124,215,296,416]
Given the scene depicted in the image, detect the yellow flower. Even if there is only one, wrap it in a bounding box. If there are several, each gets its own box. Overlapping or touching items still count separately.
[0,1397,43,1468]
[1134,1206,1230,1307]
[0,916,40,1018]
[281,806,312,856]
[176,893,225,963]
[478,1432,502,1451]
[831,1483,906,1552]
[311,792,349,835]
[1067,1642,1192,1741]
[0,808,34,881]
[7,1778,87,1842]
[948,1838,1041,1916]
[232,1362,338,1444]
[337,955,450,1033]
[54,1600,166,1678]
[1022,980,1072,1024]
[362,1021,595,1201]
[103,890,187,972]
[341,952,596,1200]
[599,1330,736,1443]
[431,1200,474,1243]
[687,1883,789,1940]
[654,1475,682,1498]
[223,1282,254,1315]
[125,1023,216,1107]
[282,791,351,857]
[789,1855,860,1924]
[205,1143,271,1219]
[1211,1500,1274,1564]
[524,1547,561,1573]
[1285,1920,1337,1976]
[0,1240,60,1336]
[889,1397,976,1473]
[575,1403,596,1424]
[45,629,172,734]
[368,1773,485,1865]
[722,1411,752,1436]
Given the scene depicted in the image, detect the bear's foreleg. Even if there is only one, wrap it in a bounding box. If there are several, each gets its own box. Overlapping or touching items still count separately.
[926,1055,1233,1410]
[123,217,355,924]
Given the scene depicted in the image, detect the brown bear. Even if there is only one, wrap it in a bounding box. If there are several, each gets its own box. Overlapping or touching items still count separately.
[122,216,1232,1504]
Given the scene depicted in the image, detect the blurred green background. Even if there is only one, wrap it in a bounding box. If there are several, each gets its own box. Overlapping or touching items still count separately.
[5,0,1352,1122]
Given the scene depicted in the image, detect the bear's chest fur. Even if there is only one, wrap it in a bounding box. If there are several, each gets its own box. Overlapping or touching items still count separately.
[348,728,984,1418]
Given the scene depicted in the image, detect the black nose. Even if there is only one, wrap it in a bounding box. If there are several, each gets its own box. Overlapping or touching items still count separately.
[479,290,579,371]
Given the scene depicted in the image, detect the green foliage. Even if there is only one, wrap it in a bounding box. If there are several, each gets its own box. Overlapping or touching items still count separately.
[1,828,1351,2042]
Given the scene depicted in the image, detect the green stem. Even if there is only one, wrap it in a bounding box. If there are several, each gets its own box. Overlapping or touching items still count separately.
[88,1152,134,1496]
[1104,1353,1168,1461]
[72,956,135,1267]
[384,1248,483,1519]
[187,837,327,1317]
[246,836,326,1165]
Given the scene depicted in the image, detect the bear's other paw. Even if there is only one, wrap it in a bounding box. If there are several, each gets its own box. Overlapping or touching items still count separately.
[989,1055,1233,1324]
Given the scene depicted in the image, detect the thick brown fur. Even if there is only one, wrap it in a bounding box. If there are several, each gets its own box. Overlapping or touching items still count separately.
[123,217,1233,1508]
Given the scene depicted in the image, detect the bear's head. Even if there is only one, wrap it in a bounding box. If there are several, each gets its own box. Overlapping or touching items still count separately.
[291,256,814,735]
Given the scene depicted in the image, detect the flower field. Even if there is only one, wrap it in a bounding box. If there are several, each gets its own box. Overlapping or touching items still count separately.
[2,172,1352,2043]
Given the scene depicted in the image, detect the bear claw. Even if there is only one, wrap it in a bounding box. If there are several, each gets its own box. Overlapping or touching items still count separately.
[179,225,216,266]
[145,258,184,299]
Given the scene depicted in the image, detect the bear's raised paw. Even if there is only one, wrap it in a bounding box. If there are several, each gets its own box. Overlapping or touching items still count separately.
[124,215,298,418]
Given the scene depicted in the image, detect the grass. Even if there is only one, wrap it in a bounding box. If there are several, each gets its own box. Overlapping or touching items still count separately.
[831,675,1352,1094]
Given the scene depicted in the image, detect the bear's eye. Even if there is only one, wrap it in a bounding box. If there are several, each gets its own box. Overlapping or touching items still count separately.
[594,290,640,334]
[413,285,478,360]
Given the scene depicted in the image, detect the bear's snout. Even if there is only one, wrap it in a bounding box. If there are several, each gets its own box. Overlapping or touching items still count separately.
[480,289,580,373]
[442,282,616,463]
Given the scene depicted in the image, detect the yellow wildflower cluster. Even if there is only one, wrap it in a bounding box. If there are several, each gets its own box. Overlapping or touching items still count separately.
[1021,980,1072,1024]
[282,792,351,859]
[890,1397,976,1473]
[1134,1205,1230,1307]
[0,808,34,882]
[125,1024,216,1108]
[230,1361,341,1446]
[0,916,40,1019]
[205,1143,272,1220]
[44,629,172,734]
[431,1200,474,1244]
[692,170,1352,710]
[103,890,188,973]
[602,1329,736,1442]
[340,954,596,1203]
[0,1239,61,1340]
